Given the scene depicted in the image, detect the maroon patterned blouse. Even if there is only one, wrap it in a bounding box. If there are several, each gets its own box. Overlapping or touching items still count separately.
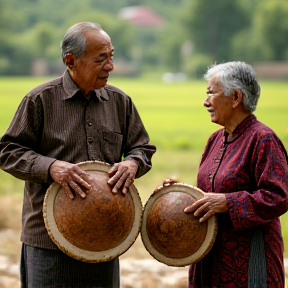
[189,115,288,288]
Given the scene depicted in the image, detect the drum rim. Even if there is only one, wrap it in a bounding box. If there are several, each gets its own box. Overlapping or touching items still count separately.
[43,160,143,263]
[141,183,218,267]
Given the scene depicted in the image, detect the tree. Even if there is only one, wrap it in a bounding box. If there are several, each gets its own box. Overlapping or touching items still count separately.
[63,11,135,62]
[253,0,288,61]
[0,1,34,75]
[32,22,60,58]
[231,0,288,62]
[181,0,249,62]
[157,23,187,71]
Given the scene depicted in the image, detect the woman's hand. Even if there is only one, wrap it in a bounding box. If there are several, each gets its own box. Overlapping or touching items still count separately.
[184,192,228,223]
[153,178,178,194]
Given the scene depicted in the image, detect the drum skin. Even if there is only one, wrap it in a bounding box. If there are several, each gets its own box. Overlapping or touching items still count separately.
[141,183,218,267]
[43,161,142,263]
[146,191,207,258]
[53,169,135,251]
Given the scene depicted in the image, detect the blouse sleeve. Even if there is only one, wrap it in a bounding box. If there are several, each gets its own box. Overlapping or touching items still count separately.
[226,133,288,230]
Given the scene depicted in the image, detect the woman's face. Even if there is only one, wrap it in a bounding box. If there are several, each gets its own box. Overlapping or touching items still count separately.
[204,76,234,127]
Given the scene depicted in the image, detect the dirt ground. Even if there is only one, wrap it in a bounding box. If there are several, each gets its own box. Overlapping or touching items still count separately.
[0,228,188,288]
[0,194,287,288]
[0,194,188,288]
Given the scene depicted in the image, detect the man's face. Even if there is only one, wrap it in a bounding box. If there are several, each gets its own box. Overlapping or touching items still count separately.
[69,29,114,95]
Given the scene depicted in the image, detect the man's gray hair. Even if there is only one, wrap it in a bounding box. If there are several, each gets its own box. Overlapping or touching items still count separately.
[204,61,261,112]
[61,22,102,63]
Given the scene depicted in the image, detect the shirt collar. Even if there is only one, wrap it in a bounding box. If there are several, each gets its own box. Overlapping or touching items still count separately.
[62,70,109,101]
[63,70,81,100]
[225,114,257,143]
[96,88,109,101]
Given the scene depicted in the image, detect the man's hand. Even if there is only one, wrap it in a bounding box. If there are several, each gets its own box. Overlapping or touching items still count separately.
[184,192,228,223]
[107,159,138,194]
[49,160,93,199]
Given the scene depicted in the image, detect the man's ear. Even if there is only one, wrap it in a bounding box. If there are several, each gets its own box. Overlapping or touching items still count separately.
[232,90,243,108]
[64,54,76,70]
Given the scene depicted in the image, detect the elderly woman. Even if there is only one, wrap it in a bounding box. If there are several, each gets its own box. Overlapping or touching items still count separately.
[183,61,288,288]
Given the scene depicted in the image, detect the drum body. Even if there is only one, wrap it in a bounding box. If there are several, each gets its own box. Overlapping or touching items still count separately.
[141,183,217,267]
[43,161,142,263]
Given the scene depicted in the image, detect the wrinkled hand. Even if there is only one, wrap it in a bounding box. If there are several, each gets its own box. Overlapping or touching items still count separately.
[184,192,228,223]
[153,178,178,194]
[107,159,138,194]
[49,160,94,199]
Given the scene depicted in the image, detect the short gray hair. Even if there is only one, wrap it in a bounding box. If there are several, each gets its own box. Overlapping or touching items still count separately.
[204,61,261,112]
[61,22,102,63]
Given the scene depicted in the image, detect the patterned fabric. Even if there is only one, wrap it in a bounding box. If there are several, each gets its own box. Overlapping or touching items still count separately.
[188,115,288,288]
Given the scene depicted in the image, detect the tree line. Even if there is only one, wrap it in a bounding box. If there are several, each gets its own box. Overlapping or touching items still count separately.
[0,0,287,77]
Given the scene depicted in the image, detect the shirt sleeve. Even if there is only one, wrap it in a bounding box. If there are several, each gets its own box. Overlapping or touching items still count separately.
[0,95,56,183]
[226,133,288,230]
[122,97,156,178]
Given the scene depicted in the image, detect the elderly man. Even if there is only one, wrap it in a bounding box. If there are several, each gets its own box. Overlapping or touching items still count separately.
[0,22,156,287]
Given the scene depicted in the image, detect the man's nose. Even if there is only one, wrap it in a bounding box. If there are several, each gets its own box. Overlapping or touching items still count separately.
[104,59,114,71]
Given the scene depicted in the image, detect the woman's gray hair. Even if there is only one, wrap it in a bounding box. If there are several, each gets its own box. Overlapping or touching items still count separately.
[204,61,261,112]
[61,22,102,63]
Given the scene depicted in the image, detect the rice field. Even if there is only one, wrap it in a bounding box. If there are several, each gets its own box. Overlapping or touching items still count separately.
[0,75,288,287]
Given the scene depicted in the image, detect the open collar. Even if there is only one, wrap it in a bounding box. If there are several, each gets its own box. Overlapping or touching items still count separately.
[62,70,109,101]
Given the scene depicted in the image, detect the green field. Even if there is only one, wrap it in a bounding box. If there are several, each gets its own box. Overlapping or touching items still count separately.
[1,75,288,253]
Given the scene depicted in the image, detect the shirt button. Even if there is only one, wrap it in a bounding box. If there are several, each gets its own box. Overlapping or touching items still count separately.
[88,122,92,126]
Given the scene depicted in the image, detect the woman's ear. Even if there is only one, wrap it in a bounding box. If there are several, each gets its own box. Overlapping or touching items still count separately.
[232,90,243,108]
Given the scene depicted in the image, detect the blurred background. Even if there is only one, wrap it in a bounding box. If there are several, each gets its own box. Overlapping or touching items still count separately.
[0,0,288,79]
[0,0,288,287]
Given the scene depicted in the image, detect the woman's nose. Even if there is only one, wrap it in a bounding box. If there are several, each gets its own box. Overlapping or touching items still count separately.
[203,98,210,107]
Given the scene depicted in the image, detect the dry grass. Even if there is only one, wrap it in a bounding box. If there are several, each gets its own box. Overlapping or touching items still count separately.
[0,194,22,288]
[0,194,22,260]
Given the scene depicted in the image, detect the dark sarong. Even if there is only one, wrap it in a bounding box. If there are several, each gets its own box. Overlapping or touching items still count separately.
[20,244,119,288]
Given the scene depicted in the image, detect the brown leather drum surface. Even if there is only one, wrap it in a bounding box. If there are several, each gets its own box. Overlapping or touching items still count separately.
[43,161,142,263]
[141,183,218,267]
[54,170,135,251]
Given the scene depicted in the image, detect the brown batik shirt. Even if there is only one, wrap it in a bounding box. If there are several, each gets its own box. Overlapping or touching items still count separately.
[0,70,156,249]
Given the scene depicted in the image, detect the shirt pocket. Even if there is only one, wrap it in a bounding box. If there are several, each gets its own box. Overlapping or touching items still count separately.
[101,130,123,163]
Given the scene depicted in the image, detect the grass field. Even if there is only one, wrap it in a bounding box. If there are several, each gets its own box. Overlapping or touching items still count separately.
[0,74,288,256]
